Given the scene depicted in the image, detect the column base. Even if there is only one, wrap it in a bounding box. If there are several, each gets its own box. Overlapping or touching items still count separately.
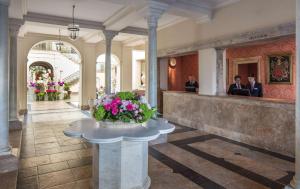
[9,120,22,131]
[93,141,150,189]
[18,109,28,115]
[81,105,90,110]
[0,154,18,173]
[0,146,12,157]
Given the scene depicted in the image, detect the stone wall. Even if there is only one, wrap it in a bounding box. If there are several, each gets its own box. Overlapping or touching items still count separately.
[163,91,295,157]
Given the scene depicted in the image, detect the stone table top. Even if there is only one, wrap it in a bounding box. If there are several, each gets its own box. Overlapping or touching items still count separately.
[63,118,175,144]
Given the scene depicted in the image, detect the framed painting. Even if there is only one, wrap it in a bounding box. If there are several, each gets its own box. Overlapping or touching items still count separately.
[267,54,292,84]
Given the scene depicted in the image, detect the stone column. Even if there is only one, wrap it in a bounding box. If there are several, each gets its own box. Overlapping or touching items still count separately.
[216,48,226,96]
[103,30,118,94]
[9,18,23,130]
[292,1,300,188]
[146,1,168,107]
[0,0,11,155]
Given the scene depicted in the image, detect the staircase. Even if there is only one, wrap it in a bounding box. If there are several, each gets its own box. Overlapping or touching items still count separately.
[63,70,80,85]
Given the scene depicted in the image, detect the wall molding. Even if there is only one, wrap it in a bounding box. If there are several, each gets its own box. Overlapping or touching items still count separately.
[158,22,295,57]
[23,12,148,36]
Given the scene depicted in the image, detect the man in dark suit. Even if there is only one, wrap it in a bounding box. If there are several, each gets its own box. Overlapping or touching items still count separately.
[246,74,263,97]
[185,75,199,93]
[227,75,245,95]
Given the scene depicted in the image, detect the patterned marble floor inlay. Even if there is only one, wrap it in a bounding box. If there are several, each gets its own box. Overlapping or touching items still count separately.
[17,101,294,189]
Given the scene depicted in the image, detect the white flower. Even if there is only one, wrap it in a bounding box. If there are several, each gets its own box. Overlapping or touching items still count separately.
[147,103,151,109]
[139,96,148,104]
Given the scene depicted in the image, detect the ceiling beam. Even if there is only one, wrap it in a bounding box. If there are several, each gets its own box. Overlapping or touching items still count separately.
[104,5,144,31]
[23,12,148,36]
[157,0,213,21]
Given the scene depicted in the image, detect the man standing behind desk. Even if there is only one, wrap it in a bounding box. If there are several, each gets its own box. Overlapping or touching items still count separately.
[185,75,199,92]
[227,75,245,95]
[246,74,263,97]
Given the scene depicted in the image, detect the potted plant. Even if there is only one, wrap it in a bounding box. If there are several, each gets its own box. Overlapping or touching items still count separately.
[36,92,45,101]
[63,83,71,99]
[93,92,156,128]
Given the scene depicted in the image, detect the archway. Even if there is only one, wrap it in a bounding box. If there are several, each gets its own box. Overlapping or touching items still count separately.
[27,40,82,107]
[96,54,121,96]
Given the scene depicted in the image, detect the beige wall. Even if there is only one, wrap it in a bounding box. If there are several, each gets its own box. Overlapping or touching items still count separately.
[157,0,296,53]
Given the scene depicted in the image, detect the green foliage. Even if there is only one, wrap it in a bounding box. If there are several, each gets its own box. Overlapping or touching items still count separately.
[138,104,156,123]
[36,92,45,101]
[64,83,70,91]
[94,106,106,121]
[116,92,135,100]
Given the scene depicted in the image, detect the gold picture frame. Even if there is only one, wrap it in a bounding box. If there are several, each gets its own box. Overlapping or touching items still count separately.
[267,53,292,84]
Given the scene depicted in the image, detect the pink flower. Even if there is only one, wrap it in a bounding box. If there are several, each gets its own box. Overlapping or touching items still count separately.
[126,103,134,111]
[104,104,111,111]
[112,97,121,105]
[112,108,118,115]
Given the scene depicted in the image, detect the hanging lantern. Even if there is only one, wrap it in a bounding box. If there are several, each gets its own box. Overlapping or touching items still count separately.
[68,5,80,40]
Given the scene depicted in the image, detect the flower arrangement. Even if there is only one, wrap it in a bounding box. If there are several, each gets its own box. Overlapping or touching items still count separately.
[93,92,156,123]
[46,89,57,93]
[47,82,56,87]
[58,81,64,86]
[46,89,58,101]
[36,92,45,101]
[29,82,36,88]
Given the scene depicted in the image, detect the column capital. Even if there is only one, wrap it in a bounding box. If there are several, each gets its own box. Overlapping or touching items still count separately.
[0,0,10,6]
[9,18,23,36]
[146,0,169,28]
[103,30,118,41]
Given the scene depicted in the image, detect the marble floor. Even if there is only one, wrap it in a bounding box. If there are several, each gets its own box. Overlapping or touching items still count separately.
[17,101,295,189]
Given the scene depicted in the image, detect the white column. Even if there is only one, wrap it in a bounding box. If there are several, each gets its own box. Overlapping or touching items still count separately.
[146,1,168,107]
[103,30,118,94]
[9,19,23,130]
[216,48,226,96]
[0,0,11,155]
[293,1,300,188]
[198,48,217,95]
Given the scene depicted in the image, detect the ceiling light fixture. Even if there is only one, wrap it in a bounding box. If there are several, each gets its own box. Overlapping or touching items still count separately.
[68,5,80,40]
[56,28,64,52]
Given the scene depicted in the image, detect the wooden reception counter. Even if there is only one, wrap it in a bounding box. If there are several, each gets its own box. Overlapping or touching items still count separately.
[163,91,295,157]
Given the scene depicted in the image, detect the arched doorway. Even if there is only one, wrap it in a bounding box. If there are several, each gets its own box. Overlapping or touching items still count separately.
[29,61,54,81]
[96,54,121,96]
[27,40,82,106]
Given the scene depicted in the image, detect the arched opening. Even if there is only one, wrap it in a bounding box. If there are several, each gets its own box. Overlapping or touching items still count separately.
[27,40,82,106]
[96,54,121,96]
[29,61,54,81]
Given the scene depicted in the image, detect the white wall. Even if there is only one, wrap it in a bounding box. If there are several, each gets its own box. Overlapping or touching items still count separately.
[198,48,217,95]
[132,50,145,90]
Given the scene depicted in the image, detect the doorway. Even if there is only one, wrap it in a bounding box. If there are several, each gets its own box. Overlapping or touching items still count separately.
[233,56,261,85]
[238,63,258,85]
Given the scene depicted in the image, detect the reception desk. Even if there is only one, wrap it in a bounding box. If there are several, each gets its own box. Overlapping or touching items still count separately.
[163,91,295,157]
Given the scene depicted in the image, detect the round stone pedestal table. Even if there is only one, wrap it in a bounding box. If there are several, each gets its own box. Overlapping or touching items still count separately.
[63,118,175,189]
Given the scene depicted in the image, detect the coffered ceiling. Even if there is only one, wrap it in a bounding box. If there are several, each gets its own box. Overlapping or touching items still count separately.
[9,0,240,44]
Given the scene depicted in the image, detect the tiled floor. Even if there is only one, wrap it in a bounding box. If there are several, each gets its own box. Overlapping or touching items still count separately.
[18,101,295,189]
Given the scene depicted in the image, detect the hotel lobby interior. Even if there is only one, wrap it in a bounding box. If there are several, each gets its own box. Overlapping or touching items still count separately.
[1,0,300,189]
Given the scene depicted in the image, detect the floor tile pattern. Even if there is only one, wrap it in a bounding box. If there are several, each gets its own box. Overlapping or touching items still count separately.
[17,101,295,189]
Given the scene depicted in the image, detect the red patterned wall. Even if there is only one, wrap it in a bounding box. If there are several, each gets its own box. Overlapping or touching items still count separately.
[168,54,199,91]
[226,37,296,100]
